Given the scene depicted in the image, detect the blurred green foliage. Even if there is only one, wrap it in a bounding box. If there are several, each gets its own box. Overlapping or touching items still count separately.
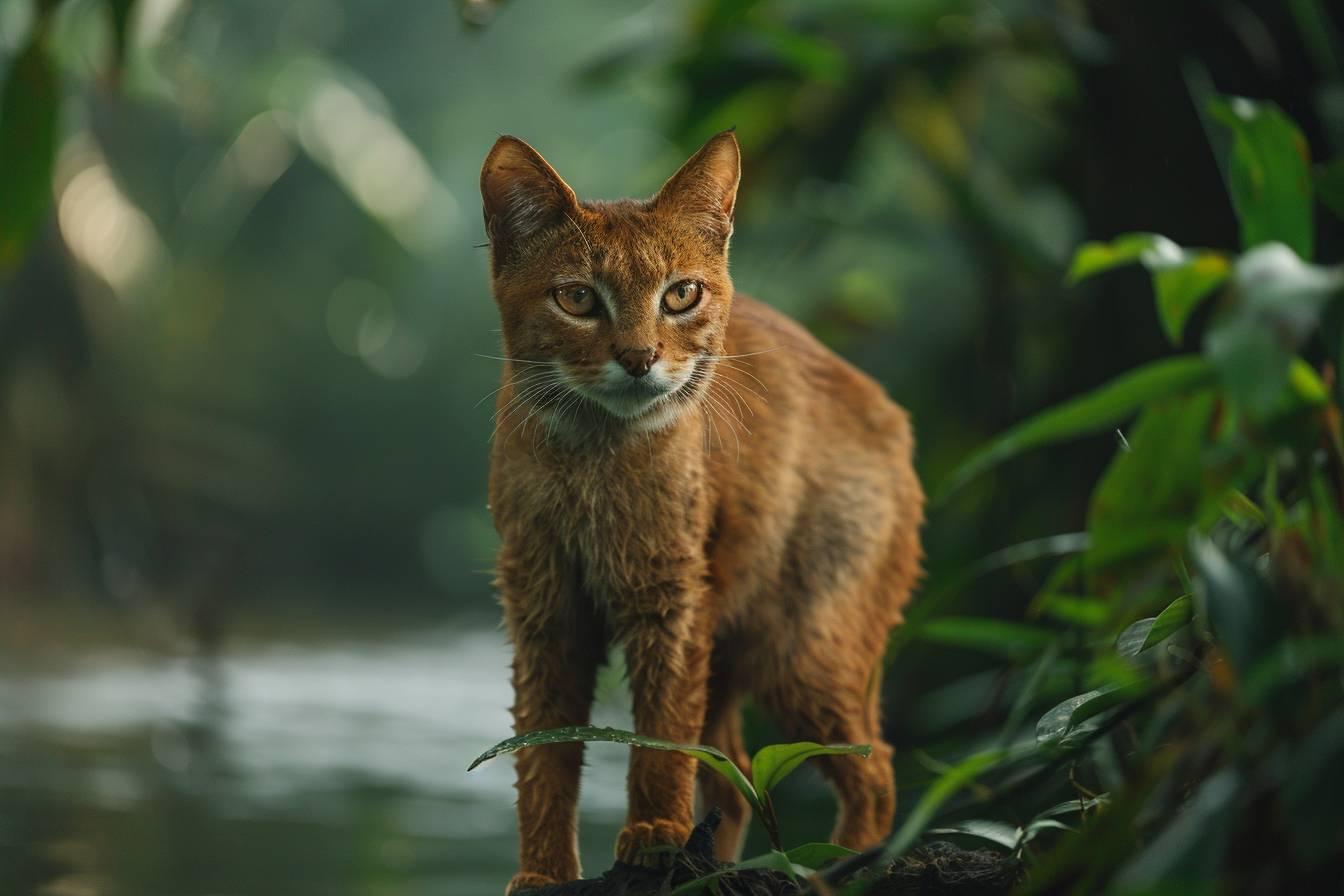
[4,0,1344,893]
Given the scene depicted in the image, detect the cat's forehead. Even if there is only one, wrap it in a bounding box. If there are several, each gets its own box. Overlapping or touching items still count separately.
[566,199,705,281]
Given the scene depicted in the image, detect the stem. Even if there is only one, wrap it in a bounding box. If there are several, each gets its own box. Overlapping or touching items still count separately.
[760,791,783,852]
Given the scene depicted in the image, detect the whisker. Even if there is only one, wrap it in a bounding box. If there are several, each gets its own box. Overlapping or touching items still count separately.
[710,371,751,419]
[474,367,537,409]
[490,375,568,442]
[491,373,563,422]
[701,347,784,361]
[710,359,770,398]
[475,354,560,367]
[712,372,763,417]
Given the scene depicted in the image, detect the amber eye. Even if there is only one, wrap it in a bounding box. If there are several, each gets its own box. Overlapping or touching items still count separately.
[662,280,704,314]
[553,284,598,317]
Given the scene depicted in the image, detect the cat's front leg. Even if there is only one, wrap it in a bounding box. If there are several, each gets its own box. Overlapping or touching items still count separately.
[500,549,604,894]
[615,590,714,866]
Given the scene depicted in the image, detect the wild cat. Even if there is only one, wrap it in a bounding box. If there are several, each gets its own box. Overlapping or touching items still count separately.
[479,130,923,893]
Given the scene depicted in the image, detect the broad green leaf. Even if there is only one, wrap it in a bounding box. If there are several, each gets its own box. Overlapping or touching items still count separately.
[1067,232,1164,283]
[1203,244,1341,417]
[1189,537,1279,677]
[1115,596,1193,657]
[1147,247,1231,344]
[0,29,59,269]
[1067,233,1230,343]
[1036,691,1100,748]
[1032,795,1111,821]
[936,357,1216,501]
[878,749,1009,863]
[928,819,1020,850]
[1210,97,1314,258]
[1142,595,1194,649]
[1036,686,1140,749]
[1021,818,1075,842]
[783,841,856,869]
[1288,358,1330,404]
[913,616,1054,661]
[1205,317,1292,419]
[750,741,871,796]
[1115,618,1158,658]
[1087,393,1221,566]
[469,725,759,810]
[1221,490,1267,526]
[1034,593,1109,627]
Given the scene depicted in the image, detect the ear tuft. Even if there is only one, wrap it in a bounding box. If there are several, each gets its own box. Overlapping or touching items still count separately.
[480,136,578,254]
[654,130,741,233]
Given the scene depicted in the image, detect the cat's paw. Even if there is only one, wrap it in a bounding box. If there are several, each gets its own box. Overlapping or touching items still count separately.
[615,818,693,867]
[504,871,560,895]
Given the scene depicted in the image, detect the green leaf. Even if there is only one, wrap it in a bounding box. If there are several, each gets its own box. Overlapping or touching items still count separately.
[750,741,871,796]
[913,616,1054,661]
[1147,247,1231,344]
[1221,490,1267,526]
[1205,316,1293,418]
[936,357,1216,501]
[878,749,1008,863]
[1115,596,1193,657]
[1021,818,1075,843]
[928,819,1021,850]
[1086,393,1221,566]
[1067,232,1165,283]
[1034,593,1109,627]
[469,725,759,811]
[0,28,60,270]
[783,842,856,869]
[1288,358,1330,404]
[1189,537,1279,677]
[1067,233,1230,343]
[1036,686,1140,750]
[1210,97,1314,259]
[1032,795,1111,821]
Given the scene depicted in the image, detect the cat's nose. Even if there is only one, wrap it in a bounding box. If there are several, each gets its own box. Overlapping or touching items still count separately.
[615,345,661,378]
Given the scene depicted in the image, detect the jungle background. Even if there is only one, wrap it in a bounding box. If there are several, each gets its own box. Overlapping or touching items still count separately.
[2,0,1343,893]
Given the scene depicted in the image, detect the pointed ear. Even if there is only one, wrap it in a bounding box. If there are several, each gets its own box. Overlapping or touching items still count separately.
[480,136,579,254]
[654,130,741,236]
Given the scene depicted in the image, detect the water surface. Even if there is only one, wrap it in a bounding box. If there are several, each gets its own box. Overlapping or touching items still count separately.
[0,614,636,895]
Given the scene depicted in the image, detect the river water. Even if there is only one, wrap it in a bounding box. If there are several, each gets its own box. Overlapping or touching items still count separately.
[0,615,637,895]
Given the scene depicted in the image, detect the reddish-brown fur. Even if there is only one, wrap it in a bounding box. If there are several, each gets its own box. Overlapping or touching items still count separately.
[480,132,923,894]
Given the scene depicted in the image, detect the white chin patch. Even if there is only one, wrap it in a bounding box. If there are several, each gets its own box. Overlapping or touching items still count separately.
[583,363,692,428]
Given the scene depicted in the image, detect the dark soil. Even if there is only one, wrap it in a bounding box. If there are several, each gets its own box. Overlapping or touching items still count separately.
[519,811,1023,896]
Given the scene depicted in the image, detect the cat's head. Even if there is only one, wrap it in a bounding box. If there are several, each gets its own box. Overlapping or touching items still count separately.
[480,131,739,433]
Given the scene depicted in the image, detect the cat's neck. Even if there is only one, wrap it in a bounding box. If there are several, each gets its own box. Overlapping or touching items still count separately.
[511,390,708,462]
